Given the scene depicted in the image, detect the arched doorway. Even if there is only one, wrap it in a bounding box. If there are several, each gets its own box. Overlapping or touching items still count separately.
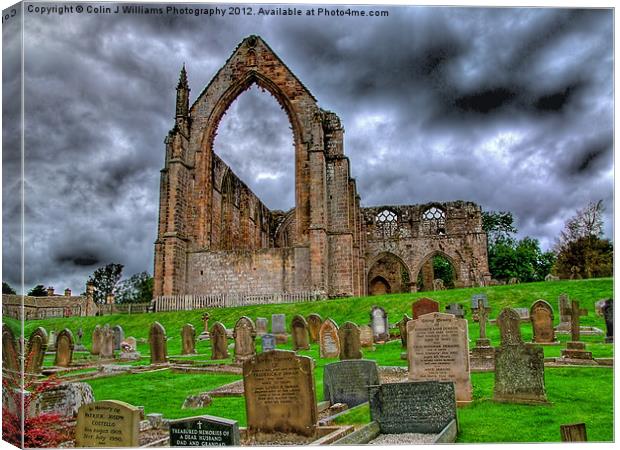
[367,253,411,296]
[416,252,457,291]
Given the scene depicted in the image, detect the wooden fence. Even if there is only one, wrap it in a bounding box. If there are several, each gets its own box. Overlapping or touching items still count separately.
[153,292,325,312]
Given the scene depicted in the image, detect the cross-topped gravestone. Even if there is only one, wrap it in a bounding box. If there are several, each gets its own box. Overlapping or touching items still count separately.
[561,299,588,342]
[199,312,210,340]
[469,299,494,371]
[169,415,240,446]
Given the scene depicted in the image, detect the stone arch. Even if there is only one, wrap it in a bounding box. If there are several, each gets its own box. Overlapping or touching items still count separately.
[415,250,459,292]
[367,251,411,295]
[191,37,321,248]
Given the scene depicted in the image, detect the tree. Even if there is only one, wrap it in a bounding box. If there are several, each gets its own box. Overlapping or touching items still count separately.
[87,263,124,304]
[482,210,517,245]
[553,200,612,279]
[27,284,47,296]
[115,272,154,304]
[2,282,16,295]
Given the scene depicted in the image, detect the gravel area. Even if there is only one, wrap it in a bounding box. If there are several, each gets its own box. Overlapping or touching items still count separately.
[369,433,437,444]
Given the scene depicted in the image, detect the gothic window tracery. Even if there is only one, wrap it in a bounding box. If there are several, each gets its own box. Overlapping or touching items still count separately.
[422,206,446,235]
[376,209,398,238]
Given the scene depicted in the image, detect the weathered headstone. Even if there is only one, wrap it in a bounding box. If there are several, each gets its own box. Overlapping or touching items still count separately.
[75,327,87,351]
[91,325,102,355]
[169,415,240,446]
[48,330,57,352]
[370,306,389,342]
[514,307,530,321]
[556,293,571,332]
[359,325,374,348]
[411,297,439,320]
[181,324,197,355]
[100,324,115,359]
[271,313,287,343]
[234,316,256,363]
[338,322,363,360]
[560,299,592,360]
[112,325,124,351]
[261,334,275,352]
[494,308,547,404]
[34,382,94,418]
[407,312,472,403]
[560,423,587,442]
[2,326,19,373]
[291,315,310,351]
[396,314,411,347]
[368,381,457,434]
[210,322,229,360]
[445,303,465,319]
[149,322,168,364]
[198,312,210,340]
[25,327,48,376]
[243,350,317,437]
[75,400,141,447]
[306,313,323,343]
[54,329,74,367]
[255,318,268,336]
[530,300,557,344]
[319,318,340,358]
[323,360,379,407]
[602,299,613,343]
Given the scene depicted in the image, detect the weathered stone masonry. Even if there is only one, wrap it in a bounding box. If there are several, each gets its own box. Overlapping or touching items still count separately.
[154,36,490,299]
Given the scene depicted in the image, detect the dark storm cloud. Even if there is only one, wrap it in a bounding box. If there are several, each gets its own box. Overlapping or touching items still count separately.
[1,2,613,292]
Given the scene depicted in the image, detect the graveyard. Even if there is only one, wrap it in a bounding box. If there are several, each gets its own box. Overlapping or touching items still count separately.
[2,277,614,445]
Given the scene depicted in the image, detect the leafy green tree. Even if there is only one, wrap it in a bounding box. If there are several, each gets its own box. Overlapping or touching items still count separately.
[27,284,47,296]
[482,210,517,244]
[554,236,612,279]
[87,263,124,304]
[2,282,16,295]
[115,272,154,304]
[433,256,455,288]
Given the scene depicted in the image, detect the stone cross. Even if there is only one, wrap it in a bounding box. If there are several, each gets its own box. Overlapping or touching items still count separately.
[561,300,588,342]
[478,299,488,339]
[201,312,210,334]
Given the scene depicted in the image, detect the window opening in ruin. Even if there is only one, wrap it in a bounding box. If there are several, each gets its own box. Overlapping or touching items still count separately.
[376,209,398,238]
[416,254,455,291]
[213,85,295,212]
[422,206,446,235]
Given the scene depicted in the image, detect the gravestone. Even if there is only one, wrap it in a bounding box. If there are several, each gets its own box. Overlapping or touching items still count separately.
[75,400,141,447]
[233,316,256,363]
[112,325,124,351]
[338,322,363,360]
[199,312,210,340]
[91,325,102,355]
[514,307,530,321]
[407,312,472,403]
[181,324,197,355]
[169,415,240,446]
[34,382,94,418]
[471,294,491,322]
[323,360,379,407]
[291,315,310,351]
[470,299,495,371]
[243,350,317,437]
[119,336,140,361]
[2,326,19,373]
[48,330,57,352]
[100,324,115,359]
[210,322,229,360]
[25,327,48,376]
[75,327,87,351]
[602,299,613,343]
[319,318,340,358]
[556,293,571,332]
[368,381,457,434]
[445,303,465,319]
[306,313,323,343]
[261,334,275,352]
[396,314,411,347]
[411,297,439,319]
[54,329,74,367]
[530,300,557,344]
[560,299,592,360]
[271,313,287,343]
[255,318,268,336]
[359,325,374,348]
[494,308,547,404]
[149,322,168,364]
[370,306,389,342]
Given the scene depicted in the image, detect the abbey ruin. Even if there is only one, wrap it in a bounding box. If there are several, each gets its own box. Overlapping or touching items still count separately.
[153,36,490,299]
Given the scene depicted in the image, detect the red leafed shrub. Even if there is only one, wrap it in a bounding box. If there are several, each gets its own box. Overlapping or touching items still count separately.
[2,376,71,448]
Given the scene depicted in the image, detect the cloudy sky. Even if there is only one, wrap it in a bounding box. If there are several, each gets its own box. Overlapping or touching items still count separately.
[2,2,614,293]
